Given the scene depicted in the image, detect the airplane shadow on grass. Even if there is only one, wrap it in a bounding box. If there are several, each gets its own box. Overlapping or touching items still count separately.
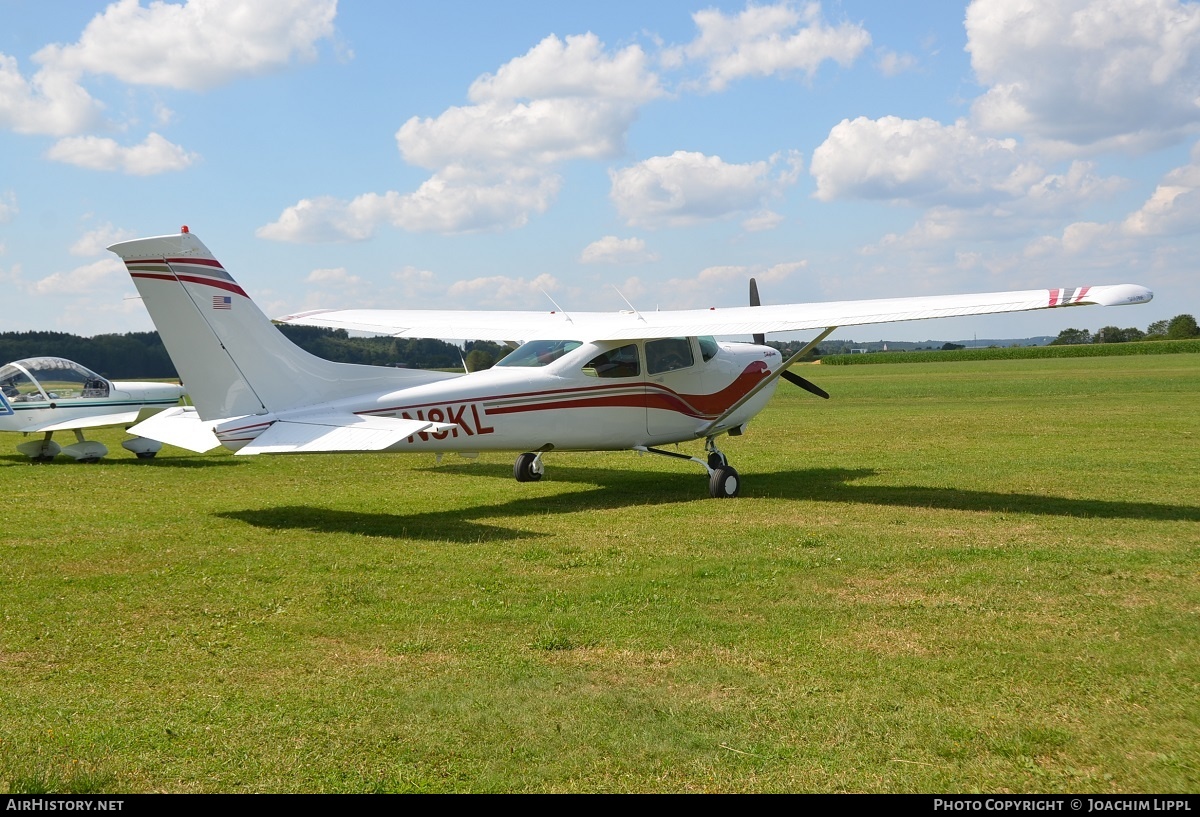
[217,463,1200,544]
[0,453,240,469]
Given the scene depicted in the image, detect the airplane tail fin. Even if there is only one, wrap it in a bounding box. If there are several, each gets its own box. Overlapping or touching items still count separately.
[108,228,453,421]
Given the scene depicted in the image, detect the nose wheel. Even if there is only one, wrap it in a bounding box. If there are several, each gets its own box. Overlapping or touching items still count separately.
[708,464,740,498]
[634,437,742,498]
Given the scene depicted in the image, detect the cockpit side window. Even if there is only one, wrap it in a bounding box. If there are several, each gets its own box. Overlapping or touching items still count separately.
[495,340,583,368]
[646,337,695,375]
[698,335,719,362]
[582,344,640,378]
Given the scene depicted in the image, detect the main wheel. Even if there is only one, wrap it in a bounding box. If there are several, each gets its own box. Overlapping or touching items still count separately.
[513,452,543,482]
[708,465,740,498]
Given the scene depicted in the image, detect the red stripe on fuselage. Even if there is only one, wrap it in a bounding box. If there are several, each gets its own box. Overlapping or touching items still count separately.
[366,360,771,422]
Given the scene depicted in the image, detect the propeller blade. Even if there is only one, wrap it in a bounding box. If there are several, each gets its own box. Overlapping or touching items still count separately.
[782,369,830,399]
[749,277,765,345]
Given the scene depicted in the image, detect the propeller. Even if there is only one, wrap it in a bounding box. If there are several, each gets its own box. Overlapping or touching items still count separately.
[749,277,830,399]
[780,368,829,399]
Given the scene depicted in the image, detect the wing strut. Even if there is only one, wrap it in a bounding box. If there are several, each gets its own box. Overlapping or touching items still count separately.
[696,326,836,439]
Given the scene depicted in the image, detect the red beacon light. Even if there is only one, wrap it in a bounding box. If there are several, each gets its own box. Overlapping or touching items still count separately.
[181,225,189,233]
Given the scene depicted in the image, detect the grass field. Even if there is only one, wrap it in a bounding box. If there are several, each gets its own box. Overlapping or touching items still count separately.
[1,354,1197,793]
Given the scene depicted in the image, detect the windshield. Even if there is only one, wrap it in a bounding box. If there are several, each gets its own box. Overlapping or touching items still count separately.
[495,340,583,368]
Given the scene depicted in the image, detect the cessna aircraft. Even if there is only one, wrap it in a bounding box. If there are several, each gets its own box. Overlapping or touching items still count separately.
[108,228,1152,497]
[0,356,185,461]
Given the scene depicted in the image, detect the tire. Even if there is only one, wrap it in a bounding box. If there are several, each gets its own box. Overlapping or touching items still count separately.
[708,465,740,498]
[513,452,543,482]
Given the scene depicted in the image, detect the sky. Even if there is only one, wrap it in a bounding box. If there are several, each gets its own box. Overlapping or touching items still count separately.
[1,0,1198,345]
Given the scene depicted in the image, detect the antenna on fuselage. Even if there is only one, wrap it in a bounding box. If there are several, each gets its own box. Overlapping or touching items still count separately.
[540,288,573,323]
[611,286,646,322]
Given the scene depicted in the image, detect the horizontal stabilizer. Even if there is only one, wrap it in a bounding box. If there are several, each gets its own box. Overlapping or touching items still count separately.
[127,406,224,452]
[236,413,457,455]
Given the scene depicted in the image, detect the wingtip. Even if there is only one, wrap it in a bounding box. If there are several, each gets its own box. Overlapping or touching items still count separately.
[1090,284,1153,306]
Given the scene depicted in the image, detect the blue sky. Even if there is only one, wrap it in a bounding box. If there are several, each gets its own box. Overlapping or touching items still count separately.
[1,0,1197,344]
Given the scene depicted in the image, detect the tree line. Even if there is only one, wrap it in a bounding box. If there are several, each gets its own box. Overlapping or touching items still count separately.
[1049,313,1199,345]
[0,326,508,379]
[4,313,1194,379]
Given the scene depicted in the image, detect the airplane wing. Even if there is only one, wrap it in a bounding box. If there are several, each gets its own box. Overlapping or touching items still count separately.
[126,406,224,452]
[235,413,458,455]
[275,284,1153,342]
[28,410,142,433]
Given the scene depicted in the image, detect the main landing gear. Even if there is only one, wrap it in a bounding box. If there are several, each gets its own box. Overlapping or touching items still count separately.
[512,438,741,498]
[513,451,545,482]
[634,437,740,498]
[16,430,163,463]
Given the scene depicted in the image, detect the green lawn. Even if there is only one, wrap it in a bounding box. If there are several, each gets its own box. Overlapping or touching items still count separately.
[1,354,1197,793]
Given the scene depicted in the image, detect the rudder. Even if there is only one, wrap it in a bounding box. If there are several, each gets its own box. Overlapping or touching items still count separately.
[108,228,453,421]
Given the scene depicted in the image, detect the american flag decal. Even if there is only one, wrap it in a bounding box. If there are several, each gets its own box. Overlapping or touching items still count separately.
[213,295,232,310]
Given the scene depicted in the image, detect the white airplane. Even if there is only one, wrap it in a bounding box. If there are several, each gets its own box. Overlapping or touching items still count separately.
[108,227,1152,497]
[0,356,185,462]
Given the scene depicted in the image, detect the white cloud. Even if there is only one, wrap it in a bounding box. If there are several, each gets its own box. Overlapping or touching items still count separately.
[57,295,156,334]
[0,190,17,223]
[579,236,659,264]
[257,167,562,240]
[389,265,440,300]
[446,273,560,307]
[467,32,662,105]
[397,98,638,169]
[306,267,362,286]
[610,150,802,228]
[32,257,125,295]
[38,0,338,92]
[0,262,21,286]
[1120,142,1200,236]
[742,210,785,232]
[662,260,805,305]
[966,0,1200,150]
[70,224,134,256]
[811,116,1033,204]
[876,48,917,77]
[45,132,199,175]
[397,33,662,171]
[0,53,102,136]
[268,31,661,242]
[667,1,872,91]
